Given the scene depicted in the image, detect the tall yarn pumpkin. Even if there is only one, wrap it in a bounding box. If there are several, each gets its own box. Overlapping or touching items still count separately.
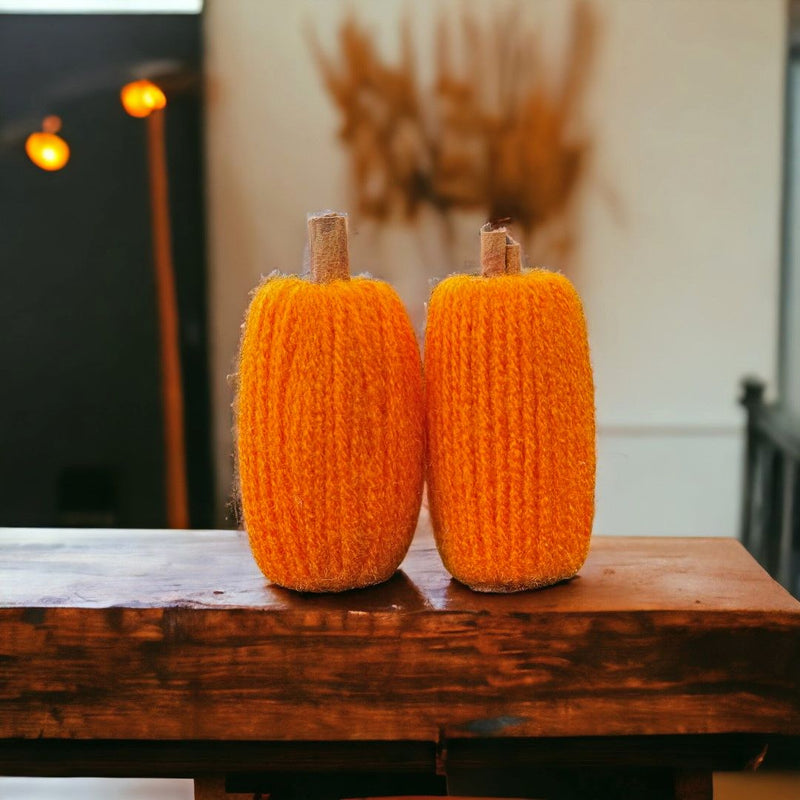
[425,226,595,592]
[237,212,425,592]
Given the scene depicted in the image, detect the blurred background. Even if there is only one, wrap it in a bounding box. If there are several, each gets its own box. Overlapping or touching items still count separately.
[0,0,799,796]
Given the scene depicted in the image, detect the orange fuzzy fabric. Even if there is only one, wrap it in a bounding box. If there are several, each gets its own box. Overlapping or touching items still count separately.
[237,275,425,592]
[425,270,595,592]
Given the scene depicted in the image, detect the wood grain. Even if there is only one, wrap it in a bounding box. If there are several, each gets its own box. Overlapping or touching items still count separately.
[2,511,795,613]
[1,512,799,743]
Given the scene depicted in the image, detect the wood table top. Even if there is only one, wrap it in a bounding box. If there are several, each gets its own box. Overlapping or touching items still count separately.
[1,512,799,743]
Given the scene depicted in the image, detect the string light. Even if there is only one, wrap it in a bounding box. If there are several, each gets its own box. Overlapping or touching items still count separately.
[121,80,167,118]
[25,116,69,171]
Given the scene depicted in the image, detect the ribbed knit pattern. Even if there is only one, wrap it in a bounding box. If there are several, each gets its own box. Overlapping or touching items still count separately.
[237,275,425,592]
[425,270,595,592]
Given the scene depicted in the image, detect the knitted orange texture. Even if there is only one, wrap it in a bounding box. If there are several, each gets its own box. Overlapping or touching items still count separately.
[237,213,425,592]
[425,227,595,592]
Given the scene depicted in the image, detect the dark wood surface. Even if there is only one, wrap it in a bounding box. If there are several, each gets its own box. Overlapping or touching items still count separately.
[1,512,799,744]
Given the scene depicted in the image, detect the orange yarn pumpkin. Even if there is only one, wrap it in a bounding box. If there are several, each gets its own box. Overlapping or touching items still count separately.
[237,213,425,592]
[425,227,595,592]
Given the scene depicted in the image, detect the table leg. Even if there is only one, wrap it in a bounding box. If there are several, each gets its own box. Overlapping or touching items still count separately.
[446,766,680,798]
[195,767,712,800]
[673,769,713,800]
[194,776,256,800]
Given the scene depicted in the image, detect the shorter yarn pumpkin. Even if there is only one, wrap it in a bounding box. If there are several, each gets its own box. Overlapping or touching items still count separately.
[236,213,425,592]
[425,226,595,592]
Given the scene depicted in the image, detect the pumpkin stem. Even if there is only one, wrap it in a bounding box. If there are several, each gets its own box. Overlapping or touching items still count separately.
[480,223,507,277]
[505,234,522,274]
[308,211,350,283]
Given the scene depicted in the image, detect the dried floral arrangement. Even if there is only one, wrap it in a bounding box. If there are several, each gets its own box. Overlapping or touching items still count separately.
[309,2,598,268]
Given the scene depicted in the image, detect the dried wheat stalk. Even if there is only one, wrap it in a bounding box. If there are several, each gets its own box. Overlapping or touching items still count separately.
[309,2,597,268]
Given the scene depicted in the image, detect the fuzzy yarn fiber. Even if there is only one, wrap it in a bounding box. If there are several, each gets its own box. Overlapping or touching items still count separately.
[425,269,595,592]
[237,275,425,592]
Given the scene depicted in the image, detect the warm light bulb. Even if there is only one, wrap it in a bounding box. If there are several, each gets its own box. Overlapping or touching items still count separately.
[121,80,167,118]
[25,131,70,171]
[42,115,62,134]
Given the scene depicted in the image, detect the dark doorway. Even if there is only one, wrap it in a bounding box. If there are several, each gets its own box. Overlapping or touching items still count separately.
[0,12,213,527]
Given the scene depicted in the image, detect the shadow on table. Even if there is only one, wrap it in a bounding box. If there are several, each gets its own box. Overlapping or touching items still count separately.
[263,570,432,612]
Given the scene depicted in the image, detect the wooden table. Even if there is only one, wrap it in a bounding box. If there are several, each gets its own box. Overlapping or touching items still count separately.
[1,513,799,800]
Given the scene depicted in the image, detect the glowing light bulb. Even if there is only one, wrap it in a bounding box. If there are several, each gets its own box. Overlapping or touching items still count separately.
[121,80,167,118]
[25,129,70,171]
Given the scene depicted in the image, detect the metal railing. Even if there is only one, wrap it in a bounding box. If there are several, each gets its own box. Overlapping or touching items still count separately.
[740,378,800,595]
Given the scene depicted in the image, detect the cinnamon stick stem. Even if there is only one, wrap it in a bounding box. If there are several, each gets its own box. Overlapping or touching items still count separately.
[505,235,522,275]
[308,212,350,283]
[480,224,507,277]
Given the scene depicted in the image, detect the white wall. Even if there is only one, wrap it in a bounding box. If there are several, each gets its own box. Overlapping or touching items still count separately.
[204,0,785,535]
[783,59,800,421]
